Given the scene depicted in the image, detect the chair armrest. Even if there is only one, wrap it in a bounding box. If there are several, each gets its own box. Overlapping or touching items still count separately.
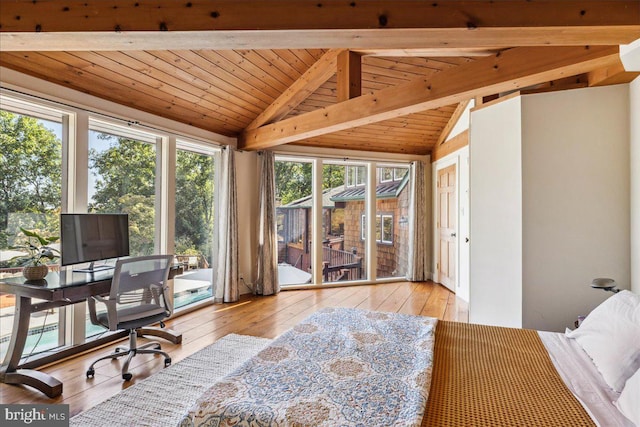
[87,295,118,329]
[87,296,100,326]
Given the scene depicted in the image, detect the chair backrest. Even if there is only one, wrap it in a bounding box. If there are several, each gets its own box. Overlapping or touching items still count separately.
[110,254,174,316]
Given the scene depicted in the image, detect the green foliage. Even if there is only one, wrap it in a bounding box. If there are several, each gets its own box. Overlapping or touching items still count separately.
[89,133,215,260]
[89,135,156,256]
[10,227,60,266]
[175,150,215,259]
[0,111,215,266]
[0,111,62,249]
[274,161,345,205]
[89,135,155,212]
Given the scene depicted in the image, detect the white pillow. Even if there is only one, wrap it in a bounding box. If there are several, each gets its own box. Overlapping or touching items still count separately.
[566,290,640,392]
[616,367,640,426]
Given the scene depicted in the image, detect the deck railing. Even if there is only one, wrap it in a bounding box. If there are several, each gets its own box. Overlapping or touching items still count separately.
[322,246,362,282]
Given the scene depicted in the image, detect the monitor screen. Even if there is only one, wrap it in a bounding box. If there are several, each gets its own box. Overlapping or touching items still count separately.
[60,213,130,268]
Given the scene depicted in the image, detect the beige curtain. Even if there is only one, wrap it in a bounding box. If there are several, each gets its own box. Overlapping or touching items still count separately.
[214,147,239,303]
[407,160,429,281]
[256,151,279,295]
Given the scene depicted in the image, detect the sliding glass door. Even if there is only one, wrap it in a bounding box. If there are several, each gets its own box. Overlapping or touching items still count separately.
[275,159,314,287]
[322,163,368,285]
[275,156,410,288]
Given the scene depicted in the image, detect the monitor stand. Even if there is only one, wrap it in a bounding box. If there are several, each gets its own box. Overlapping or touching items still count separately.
[73,261,115,273]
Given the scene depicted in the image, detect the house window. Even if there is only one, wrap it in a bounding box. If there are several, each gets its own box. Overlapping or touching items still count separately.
[393,167,408,181]
[381,214,393,244]
[361,214,393,244]
[381,167,394,183]
[347,166,366,187]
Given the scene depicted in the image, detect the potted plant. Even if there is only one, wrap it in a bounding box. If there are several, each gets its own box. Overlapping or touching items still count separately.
[10,227,60,280]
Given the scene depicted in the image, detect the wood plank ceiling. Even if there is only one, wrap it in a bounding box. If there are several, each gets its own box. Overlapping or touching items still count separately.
[0,0,640,154]
[0,49,471,154]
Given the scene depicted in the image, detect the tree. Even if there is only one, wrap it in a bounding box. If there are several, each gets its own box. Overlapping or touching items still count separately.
[89,134,155,212]
[274,161,345,205]
[89,133,216,259]
[89,134,156,255]
[0,111,61,250]
[175,150,215,259]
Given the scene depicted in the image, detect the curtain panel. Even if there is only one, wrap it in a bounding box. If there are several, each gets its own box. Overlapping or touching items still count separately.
[214,147,239,303]
[255,151,279,295]
[407,160,429,281]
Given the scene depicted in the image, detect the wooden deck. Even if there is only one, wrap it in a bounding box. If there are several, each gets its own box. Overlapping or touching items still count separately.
[0,280,467,417]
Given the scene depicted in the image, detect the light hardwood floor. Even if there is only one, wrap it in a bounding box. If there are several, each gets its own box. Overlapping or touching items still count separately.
[0,280,468,416]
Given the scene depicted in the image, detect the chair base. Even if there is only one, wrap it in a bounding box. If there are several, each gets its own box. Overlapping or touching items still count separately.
[86,329,171,381]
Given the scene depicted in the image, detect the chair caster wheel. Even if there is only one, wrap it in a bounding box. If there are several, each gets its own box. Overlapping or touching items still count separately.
[164,358,171,367]
[86,369,95,378]
[155,344,161,350]
[122,373,133,381]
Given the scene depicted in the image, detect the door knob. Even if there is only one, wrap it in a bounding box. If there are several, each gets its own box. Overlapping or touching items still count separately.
[451,232,457,237]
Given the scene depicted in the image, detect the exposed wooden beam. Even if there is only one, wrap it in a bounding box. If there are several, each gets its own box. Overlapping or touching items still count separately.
[435,100,471,146]
[353,48,498,57]
[337,51,362,102]
[245,49,344,130]
[587,58,640,86]
[519,75,590,94]
[1,1,638,51]
[432,130,469,162]
[239,46,620,151]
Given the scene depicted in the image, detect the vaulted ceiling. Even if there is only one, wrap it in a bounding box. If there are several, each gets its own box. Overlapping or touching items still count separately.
[1,1,638,155]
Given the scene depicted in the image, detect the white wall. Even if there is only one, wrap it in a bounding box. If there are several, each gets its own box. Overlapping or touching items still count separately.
[469,96,523,328]
[458,149,470,302]
[446,99,474,141]
[521,85,630,331]
[631,76,640,294]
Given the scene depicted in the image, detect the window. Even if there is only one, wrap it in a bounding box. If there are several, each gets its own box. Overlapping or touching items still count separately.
[0,92,222,357]
[361,214,393,244]
[394,167,408,181]
[275,159,313,286]
[347,165,366,187]
[381,167,394,182]
[88,120,158,257]
[323,163,366,284]
[0,102,65,360]
[173,142,218,310]
[381,214,393,244]
[376,165,410,279]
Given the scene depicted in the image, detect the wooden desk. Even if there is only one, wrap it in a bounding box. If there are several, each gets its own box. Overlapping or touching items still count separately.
[0,266,183,398]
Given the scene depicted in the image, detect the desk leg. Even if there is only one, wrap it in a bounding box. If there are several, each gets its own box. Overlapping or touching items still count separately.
[0,296,63,398]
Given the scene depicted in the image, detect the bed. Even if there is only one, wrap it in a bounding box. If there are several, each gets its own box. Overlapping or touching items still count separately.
[178,290,640,427]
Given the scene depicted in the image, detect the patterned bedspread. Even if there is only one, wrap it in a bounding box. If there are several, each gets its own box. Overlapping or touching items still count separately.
[179,307,437,427]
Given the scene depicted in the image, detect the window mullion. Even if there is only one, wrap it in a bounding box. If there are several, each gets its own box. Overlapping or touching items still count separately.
[366,162,377,282]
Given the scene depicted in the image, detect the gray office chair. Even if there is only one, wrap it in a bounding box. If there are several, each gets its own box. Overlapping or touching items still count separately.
[86,255,174,381]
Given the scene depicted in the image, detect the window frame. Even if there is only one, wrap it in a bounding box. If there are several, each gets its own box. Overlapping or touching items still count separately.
[361,213,394,244]
[0,90,224,356]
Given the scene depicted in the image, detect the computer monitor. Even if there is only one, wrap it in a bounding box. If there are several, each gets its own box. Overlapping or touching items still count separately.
[61,213,130,272]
